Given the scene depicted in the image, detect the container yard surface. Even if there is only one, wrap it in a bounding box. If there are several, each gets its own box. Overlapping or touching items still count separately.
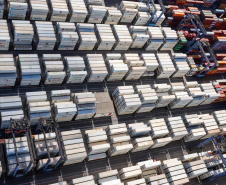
[0,0,226,184]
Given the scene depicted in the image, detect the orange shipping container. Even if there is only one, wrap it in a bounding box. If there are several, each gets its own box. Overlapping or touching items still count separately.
[173,12,185,17]
[219,4,226,9]
[206,70,217,75]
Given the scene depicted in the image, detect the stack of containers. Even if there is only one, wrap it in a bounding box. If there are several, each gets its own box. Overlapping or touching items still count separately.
[184,81,199,89]
[202,149,225,159]
[212,80,226,103]
[30,0,49,21]
[8,0,28,20]
[57,22,79,50]
[184,128,206,142]
[147,119,169,139]
[170,81,189,92]
[137,2,150,11]
[213,110,226,132]
[119,1,149,12]
[163,159,189,185]
[200,10,219,29]
[0,20,10,50]
[156,53,176,78]
[153,83,176,108]
[140,53,159,77]
[26,91,51,125]
[128,122,151,138]
[50,0,69,22]
[199,114,220,139]
[134,12,151,26]
[95,24,116,50]
[112,25,133,50]
[42,54,66,85]
[5,135,34,176]
[105,7,122,24]
[68,0,88,23]
[34,132,60,171]
[211,36,226,51]
[35,21,56,50]
[94,92,114,118]
[186,57,198,76]
[146,174,168,185]
[174,31,187,51]
[61,130,87,166]
[170,82,186,92]
[184,157,208,179]
[160,27,178,51]
[123,53,146,80]
[51,90,77,122]
[0,95,24,129]
[73,92,96,120]
[85,54,108,82]
[181,153,199,162]
[96,170,123,185]
[199,83,220,105]
[107,124,133,157]
[88,6,107,24]
[105,53,128,81]
[112,86,142,115]
[166,116,188,141]
[131,135,153,153]
[17,54,41,86]
[12,20,34,50]
[169,82,193,109]
[135,85,158,113]
[119,166,142,182]
[183,114,204,128]
[149,4,165,26]
[77,23,97,50]
[204,155,225,169]
[186,87,206,107]
[171,53,190,78]
[151,137,172,149]
[137,159,162,179]
[70,176,96,185]
[120,8,138,24]
[200,168,225,180]
[129,26,149,48]
[0,54,17,87]
[85,128,110,161]
[64,56,87,83]
[118,1,135,9]
[146,27,164,51]
[123,53,140,64]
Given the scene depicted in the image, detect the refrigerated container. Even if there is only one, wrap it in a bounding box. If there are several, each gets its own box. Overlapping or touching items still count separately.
[12,20,34,50]
[17,54,41,86]
[34,21,56,50]
[49,0,69,22]
[61,129,87,166]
